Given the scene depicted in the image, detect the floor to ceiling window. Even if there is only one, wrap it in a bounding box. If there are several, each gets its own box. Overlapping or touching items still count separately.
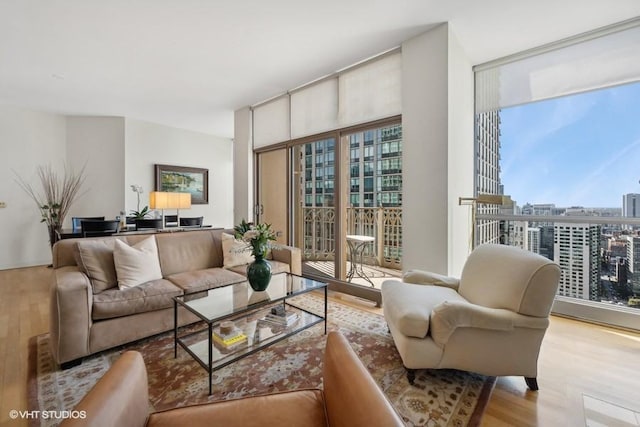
[474,20,640,329]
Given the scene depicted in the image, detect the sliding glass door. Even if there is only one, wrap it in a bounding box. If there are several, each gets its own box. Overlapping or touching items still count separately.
[290,121,403,295]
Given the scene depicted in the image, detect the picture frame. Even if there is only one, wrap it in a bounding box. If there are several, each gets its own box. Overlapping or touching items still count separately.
[155,164,208,204]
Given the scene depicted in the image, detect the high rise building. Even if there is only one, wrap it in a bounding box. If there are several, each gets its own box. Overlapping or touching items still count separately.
[554,223,601,301]
[622,194,640,230]
[505,221,528,249]
[539,225,555,260]
[528,227,541,254]
[475,111,501,245]
[623,193,640,218]
[626,236,640,294]
[298,124,403,264]
[348,125,402,208]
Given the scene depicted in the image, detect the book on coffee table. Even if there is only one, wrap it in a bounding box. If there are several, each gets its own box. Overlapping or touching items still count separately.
[260,311,299,327]
[212,323,248,349]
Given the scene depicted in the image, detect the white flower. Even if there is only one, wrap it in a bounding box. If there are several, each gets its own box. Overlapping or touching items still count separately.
[130,184,143,194]
[243,230,259,242]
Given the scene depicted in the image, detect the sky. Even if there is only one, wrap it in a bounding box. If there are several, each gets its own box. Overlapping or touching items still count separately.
[499,81,640,209]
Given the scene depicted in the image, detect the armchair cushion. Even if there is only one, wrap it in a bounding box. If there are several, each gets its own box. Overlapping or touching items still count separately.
[381,280,466,338]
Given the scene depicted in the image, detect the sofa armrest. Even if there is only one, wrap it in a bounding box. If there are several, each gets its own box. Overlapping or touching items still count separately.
[403,269,460,290]
[270,245,302,276]
[323,332,404,427]
[430,301,550,347]
[60,351,149,427]
[49,267,93,365]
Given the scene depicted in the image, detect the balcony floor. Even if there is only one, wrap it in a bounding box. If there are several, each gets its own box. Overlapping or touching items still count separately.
[302,260,402,289]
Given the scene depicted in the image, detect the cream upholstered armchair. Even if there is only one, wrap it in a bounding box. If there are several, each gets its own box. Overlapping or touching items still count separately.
[381,244,560,390]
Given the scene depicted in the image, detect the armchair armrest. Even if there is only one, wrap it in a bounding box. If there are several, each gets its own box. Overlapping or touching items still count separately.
[323,332,404,426]
[430,301,549,347]
[60,351,149,427]
[403,269,460,290]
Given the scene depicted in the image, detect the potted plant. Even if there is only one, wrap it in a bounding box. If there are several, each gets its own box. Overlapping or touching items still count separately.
[14,164,87,249]
[130,184,150,219]
[234,219,277,291]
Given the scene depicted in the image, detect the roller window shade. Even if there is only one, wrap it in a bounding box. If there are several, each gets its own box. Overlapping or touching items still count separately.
[476,23,640,113]
[338,52,402,127]
[290,78,338,139]
[253,96,290,148]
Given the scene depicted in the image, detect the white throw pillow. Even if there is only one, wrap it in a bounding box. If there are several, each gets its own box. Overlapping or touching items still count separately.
[221,232,254,268]
[113,237,163,289]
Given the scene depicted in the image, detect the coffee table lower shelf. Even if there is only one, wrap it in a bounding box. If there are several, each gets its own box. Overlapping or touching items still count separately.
[175,304,325,395]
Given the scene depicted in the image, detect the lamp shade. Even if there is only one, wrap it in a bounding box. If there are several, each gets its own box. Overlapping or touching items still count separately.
[178,193,192,209]
[149,191,170,209]
[149,191,191,209]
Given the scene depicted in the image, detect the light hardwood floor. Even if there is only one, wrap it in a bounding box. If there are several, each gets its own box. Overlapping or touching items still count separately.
[1,266,639,427]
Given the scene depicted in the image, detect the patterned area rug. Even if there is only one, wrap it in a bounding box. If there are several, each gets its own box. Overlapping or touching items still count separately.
[28,293,495,427]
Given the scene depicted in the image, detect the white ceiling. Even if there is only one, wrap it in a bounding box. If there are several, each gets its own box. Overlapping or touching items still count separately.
[1,1,639,138]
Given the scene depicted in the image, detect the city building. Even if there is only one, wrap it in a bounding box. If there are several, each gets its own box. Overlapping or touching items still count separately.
[528,227,541,254]
[554,223,601,301]
[623,193,640,230]
[475,111,501,245]
[626,235,640,294]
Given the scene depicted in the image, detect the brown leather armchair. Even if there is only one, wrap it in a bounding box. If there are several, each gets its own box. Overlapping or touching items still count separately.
[61,331,404,427]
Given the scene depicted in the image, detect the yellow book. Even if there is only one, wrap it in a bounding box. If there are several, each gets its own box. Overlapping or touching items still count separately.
[213,332,247,346]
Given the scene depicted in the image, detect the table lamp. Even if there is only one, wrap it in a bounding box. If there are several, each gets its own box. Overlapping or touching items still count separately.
[149,191,171,229]
[177,192,192,225]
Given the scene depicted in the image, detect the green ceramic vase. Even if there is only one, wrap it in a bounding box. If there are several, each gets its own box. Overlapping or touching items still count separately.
[247,256,272,291]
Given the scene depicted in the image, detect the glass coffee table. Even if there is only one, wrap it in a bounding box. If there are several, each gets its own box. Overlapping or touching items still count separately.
[173,273,328,394]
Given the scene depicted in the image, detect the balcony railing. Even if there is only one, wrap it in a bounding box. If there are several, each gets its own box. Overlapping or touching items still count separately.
[301,206,402,269]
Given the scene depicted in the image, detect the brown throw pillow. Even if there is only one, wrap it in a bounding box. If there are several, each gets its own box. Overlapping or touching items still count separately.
[76,239,118,293]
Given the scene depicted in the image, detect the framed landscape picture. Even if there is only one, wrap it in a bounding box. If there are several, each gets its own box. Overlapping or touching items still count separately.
[155,164,208,204]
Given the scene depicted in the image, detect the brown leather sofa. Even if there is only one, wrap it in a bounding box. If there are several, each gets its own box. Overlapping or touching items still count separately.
[60,331,404,427]
[51,229,301,367]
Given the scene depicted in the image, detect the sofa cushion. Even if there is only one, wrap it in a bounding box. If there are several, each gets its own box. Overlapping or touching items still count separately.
[380,280,467,338]
[113,237,163,289]
[166,268,247,294]
[76,239,118,293]
[92,279,182,320]
[155,230,220,276]
[221,232,254,268]
[226,260,291,276]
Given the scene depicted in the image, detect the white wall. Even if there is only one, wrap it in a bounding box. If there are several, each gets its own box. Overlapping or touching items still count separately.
[0,105,67,269]
[124,119,234,228]
[401,23,474,276]
[66,117,125,222]
[402,25,450,274]
[233,107,254,225]
[0,107,234,270]
[447,27,475,276]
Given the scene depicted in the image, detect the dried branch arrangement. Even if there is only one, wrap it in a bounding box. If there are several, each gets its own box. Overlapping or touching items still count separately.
[14,164,87,244]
